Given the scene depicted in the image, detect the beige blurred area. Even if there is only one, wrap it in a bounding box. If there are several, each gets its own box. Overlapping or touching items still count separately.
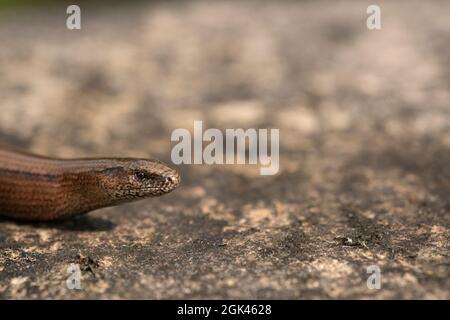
[0,0,449,299]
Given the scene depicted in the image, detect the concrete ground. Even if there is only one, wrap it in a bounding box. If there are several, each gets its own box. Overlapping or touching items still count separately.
[0,0,449,299]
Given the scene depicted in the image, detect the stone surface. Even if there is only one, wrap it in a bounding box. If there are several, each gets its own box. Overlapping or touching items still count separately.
[0,0,449,299]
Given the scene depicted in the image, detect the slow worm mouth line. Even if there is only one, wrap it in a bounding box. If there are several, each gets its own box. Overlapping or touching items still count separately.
[116,185,178,192]
[0,146,180,221]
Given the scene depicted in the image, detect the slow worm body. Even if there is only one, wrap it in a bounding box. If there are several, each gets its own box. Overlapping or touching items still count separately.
[0,146,180,221]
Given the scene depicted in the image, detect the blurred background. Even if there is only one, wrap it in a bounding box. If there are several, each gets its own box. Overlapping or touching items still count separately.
[0,0,449,299]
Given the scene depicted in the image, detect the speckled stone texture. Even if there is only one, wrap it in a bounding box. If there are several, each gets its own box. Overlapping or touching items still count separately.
[0,0,449,299]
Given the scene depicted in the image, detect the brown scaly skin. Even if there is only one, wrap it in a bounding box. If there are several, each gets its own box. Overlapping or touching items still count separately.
[0,147,180,221]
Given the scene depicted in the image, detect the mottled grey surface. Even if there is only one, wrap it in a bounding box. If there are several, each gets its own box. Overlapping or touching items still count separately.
[0,0,449,299]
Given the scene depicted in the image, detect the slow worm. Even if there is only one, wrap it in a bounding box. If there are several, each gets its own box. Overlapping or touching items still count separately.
[0,145,180,221]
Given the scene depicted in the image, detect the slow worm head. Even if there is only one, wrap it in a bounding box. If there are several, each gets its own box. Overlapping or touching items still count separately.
[0,147,180,221]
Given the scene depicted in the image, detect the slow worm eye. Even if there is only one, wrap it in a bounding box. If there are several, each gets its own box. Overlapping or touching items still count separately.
[135,172,146,181]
